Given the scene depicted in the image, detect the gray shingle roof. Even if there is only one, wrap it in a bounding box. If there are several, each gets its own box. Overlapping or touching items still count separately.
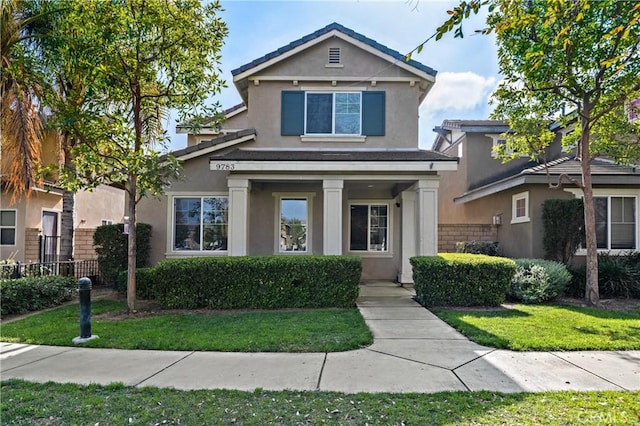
[164,129,257,160]
[524,156,639,176]
[231,22,437,78]
[211,149,455,162]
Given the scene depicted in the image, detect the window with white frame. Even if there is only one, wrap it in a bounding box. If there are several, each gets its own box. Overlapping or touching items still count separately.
[349,203,389,252]
[279,198,308,253]
[511,192,530,224]
[0,210,16,245]
[173,196,228,251]
[305,92,361,135]
[101,220,113,226]
[594,196,636,250]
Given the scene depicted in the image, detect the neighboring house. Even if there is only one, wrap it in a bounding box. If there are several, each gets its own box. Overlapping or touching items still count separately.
[137,23,457,283]
[433,119,640,259]
[0,132,125,263]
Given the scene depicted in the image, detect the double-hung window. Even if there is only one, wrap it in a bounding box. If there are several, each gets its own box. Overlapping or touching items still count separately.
[281,90,385,137]
[350,203,389,252]
[173,196,228,251]
[306,92,361,135]
[594,196,636,250]
[0,210,16,245]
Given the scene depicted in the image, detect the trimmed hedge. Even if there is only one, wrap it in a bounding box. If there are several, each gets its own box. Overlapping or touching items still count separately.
[151,255,362,309]
[94,223,152,288]
[116,267,157,300]
[509,259,572,303]
[0,276,77,316]
[411,253,515,307]
[455,241,502,256]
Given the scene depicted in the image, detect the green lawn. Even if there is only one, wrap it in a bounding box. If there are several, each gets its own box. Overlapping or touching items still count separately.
[434,304,640,351]
[0,300,373,352]
[2,380,638,425]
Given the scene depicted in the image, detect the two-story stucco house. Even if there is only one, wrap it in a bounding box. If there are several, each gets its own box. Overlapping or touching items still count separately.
[1,132,125,263]
[137,23,457,283]
[433,119,640,259]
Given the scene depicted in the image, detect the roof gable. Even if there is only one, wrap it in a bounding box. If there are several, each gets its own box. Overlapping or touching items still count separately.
[232,22,436,82]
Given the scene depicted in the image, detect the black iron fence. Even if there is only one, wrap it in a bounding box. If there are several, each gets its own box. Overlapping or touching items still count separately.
[39,235,61,263]
[0,259,102,285]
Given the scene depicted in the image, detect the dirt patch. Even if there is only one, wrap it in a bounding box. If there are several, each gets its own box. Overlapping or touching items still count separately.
[554,296,640,312]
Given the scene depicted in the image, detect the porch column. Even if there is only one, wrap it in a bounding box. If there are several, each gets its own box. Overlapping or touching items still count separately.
[399,189,416,283]
[228,178,250,256]
[415,178,439,256]
[323,179,343,255]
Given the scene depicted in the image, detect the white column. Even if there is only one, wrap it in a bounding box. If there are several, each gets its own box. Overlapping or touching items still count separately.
[228,178,250,256]
[415,178,439,256]
[323,179,343,255]
[399,189,416,283]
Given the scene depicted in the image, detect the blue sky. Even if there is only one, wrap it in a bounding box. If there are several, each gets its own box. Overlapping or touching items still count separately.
[166,0,501,151]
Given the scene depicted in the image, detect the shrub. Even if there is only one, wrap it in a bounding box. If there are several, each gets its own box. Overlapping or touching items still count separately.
[0,276,77,316]
[411,253,515,307]
[509,259,571,303]
[567,252,640,298]
[151,255,361,309]
[94,223,152,287]
[455,241,502,256]
[116,267,157,300]
[542,199,584,264]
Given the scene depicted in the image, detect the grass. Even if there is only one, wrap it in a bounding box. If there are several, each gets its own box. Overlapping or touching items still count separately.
[0,300,373,352]
[2,380,638,425]
[434,304,640,351]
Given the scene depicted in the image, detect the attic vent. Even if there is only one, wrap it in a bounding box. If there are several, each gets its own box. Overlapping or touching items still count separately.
[328,47,341,64]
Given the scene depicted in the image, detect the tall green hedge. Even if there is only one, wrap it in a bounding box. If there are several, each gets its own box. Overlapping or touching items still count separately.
[152,255,361,309]
[411,253,515,307]
[542,199,584,264]
[93,223,152,287]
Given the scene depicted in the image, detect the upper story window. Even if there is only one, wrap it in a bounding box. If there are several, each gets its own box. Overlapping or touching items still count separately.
[0,210,16,245]
[628,97,640,122]
[306,92,361,135]
[328,47,341,64]
[281,90,385,137]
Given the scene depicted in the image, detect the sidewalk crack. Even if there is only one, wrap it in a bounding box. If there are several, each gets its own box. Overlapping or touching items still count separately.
[315,353,328,390]
[548,352,627,391]
[133,351,195,387]
[1,346,75,373]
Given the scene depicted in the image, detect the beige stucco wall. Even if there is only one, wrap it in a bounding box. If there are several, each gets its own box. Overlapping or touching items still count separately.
[244,80,419,150]
[75,185,125,229]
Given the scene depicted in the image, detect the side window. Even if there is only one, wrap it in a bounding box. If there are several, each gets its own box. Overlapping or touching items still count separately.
[511,192,530,224]
[0,210,16,245]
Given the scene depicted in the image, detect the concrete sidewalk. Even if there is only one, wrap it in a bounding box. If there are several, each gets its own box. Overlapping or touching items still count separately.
[1,282,638,393]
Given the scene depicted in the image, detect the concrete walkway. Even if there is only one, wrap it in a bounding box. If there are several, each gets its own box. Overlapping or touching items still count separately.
[1,282,638,393]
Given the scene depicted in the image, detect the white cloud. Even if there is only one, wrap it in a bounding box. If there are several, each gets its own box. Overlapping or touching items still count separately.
[422,72,497,113]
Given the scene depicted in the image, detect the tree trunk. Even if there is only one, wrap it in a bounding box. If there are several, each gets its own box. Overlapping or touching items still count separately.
[126,174,137,312]
[580,109,599,306]
[59,141,75,263]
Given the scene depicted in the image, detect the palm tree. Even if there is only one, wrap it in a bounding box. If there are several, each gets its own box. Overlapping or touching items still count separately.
[1,0,44,202]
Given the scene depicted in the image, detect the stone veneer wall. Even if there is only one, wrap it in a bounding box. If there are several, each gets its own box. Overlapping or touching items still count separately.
[24,228,41,262]
[74,228,98,260]
[438,224,498,253]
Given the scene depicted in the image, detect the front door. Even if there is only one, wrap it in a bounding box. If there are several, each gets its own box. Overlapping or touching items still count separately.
[41,211,59,262]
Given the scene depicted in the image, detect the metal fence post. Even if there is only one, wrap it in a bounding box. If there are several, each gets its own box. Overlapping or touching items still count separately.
[72,277,99,344]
